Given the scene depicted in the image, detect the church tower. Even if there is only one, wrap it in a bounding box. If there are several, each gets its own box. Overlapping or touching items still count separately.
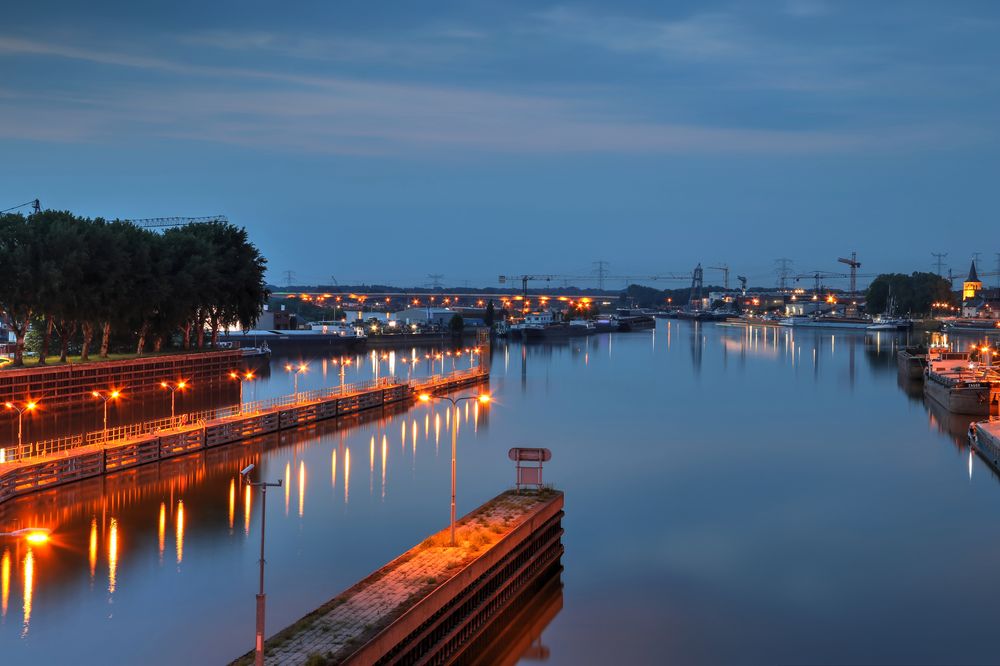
[963,261,982,300]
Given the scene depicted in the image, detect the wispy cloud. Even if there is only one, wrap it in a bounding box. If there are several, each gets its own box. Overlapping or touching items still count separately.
[0,33,986,156]
[534,7,747,61]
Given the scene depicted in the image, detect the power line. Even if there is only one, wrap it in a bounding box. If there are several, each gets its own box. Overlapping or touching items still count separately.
[426,274,444,289]
[592,260,610,290]
[774,258,793,291]
[931,252,948,276]
[282,270,297,288]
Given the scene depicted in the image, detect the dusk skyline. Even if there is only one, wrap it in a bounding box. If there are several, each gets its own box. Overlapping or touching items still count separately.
[3,0,999,287]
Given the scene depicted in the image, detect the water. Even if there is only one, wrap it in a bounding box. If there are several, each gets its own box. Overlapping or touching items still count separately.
[2,322,999,665]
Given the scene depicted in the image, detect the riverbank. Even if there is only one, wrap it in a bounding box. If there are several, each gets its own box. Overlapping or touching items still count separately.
[233,488,563,665]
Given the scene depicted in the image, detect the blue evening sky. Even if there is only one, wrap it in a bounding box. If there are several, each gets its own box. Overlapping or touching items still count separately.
[1,1,998,288]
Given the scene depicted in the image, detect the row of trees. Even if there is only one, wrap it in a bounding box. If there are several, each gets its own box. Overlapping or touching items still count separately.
[864,272,953,315]
[0,211,268,366]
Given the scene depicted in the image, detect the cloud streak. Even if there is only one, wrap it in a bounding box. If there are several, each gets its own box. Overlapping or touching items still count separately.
[0,31,988,156]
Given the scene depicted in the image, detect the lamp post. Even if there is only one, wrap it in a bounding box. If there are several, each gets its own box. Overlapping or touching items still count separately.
[284,363,308,402]
[229,371,255,414]
[4,401,37,452]
[417,392,491,546]
[91,390,121,443]
[160,381,188,423]
[241,464,283,666]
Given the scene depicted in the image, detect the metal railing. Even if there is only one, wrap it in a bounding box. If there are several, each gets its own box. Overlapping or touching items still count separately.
[0,367,488,465]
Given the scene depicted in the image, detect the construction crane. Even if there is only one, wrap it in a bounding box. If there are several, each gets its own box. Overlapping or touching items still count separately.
[1,198,41,215]
[794,271,847,295]
[500,274,592,297]
[707,264,730,290]
[837,252,861,295]
[123,214,229,229]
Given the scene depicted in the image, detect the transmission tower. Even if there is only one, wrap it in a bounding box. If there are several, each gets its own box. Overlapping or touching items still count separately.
[931,252,948,276]
[973,252,982,272]
[689,264,704,308]
[426,274,444,289]
[592,260,610,291]
[774,258,793,291]
[283,270,296,287]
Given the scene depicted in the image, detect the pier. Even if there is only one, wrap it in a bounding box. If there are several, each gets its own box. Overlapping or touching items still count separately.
[233,489,564,665]
[0,366,488,505]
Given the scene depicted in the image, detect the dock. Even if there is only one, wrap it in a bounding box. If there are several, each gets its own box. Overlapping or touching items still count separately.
[0,367,488,505]
[973,421,1000,468]
[233,489,564,665]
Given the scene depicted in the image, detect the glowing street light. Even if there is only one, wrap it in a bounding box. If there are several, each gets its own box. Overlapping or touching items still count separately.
[92,389,121,443]
[285,363,308,401]
[0,528,51,545]
[240,464,283,666]
[229,371,256,414]
[417,392,492,545]
[5,400,37,451]
[160,381,188,423]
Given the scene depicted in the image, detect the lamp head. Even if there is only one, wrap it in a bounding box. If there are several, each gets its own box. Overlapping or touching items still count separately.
[419,394,431,402]
[478,394,491,404]
[240,464,255,480]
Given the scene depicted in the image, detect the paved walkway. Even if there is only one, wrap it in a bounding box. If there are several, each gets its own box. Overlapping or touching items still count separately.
[243,491,554,665]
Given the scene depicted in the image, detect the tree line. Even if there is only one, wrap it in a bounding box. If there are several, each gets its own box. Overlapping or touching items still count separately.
[864,272,953,315]
[0,211,268,366]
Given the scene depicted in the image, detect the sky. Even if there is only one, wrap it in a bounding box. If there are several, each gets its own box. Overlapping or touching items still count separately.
[1,0,999,290]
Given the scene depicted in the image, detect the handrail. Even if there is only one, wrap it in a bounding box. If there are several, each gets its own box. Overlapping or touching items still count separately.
[0,367,487,465]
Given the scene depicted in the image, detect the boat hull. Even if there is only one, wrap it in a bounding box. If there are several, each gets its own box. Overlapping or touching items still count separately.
[924,376,999,416]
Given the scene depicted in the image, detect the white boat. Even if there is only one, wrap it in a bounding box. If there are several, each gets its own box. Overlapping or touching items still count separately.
[308,320,368,338]
[779,315,872,330]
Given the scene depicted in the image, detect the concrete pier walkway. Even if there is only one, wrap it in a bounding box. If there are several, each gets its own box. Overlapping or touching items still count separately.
[234,489,564,666]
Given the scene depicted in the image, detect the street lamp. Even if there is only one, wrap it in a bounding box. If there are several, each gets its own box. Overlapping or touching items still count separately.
[417,392,491,546]
[160,381,188,423]
[4,400,37,452]
[229,371,256,414]
[241,463,283,666]
[91,390,121,443]
[284,363,308,401]
[0,527,51,544]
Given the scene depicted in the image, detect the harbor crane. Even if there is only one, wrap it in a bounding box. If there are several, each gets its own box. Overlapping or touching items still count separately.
[123,214,229,229]
[737,275,748,295]
[837,252,861,295]
[707,265,730,290]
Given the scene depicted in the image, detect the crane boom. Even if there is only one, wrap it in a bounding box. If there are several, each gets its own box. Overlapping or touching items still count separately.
[123,214,229,229]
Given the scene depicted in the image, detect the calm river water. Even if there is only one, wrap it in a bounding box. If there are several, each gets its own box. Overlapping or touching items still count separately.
[1,321,998,665]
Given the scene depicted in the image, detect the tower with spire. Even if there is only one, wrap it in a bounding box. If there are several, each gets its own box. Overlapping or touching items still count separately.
[963,260,983,301]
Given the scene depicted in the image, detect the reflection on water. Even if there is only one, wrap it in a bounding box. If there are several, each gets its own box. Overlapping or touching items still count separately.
[4,325,1000,664]
[460,569,563,666]
[1,548,9,619]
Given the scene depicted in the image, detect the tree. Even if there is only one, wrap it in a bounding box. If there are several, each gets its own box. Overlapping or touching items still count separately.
[484,300,495,329]
[0,214,36,365]
[865,272,953,315]
[448,314,465,335]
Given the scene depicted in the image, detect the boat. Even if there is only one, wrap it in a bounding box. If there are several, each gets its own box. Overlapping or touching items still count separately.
[675,310,731,322]
[778,314,872,330]
[241,342,271,359]
[924,352,1000,416]
[897,344,965,381]
[308,320,368,338]
[867,318,912,331]
[943,318,1000,333]
[594,314,620,332]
